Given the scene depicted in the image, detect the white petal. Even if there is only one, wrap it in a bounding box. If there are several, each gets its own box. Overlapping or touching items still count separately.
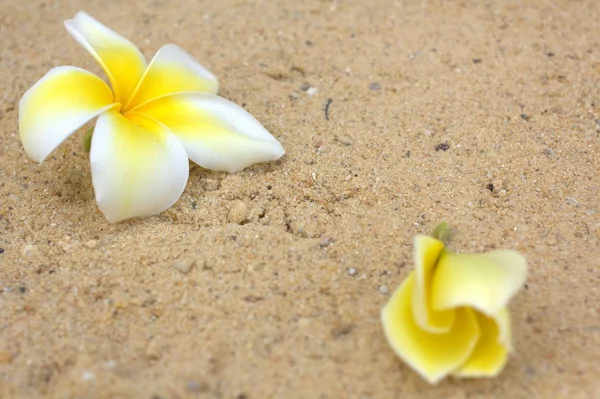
[90,110,189,222]
[19,66,116,162]
[129,93,285,173]
[125,44,219,111]
[64,11,147,104]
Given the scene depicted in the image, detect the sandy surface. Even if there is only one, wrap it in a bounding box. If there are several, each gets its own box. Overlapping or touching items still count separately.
[1,0,600,398]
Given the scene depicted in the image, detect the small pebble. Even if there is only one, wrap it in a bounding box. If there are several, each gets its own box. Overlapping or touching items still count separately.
[85,240,98,249]
[369,82,381,91]
[21,244,37,256]
[338,136,353,146]
[145,340,161,360]
[244,295,264,303]
[347,268,357,276]
[174,259,195,274]
[566,197,579,206]
[543,148,555,156]
[103,360,117,369]
[228,200,248,224]
[81,371,95,382]
[186,380,205,392]
[319,237,333,248]
[379,285,388,294]
[306,87,318,96]
[435,142,450,152]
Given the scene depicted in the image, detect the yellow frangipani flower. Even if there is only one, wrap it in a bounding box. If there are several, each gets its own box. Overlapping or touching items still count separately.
[19,12,284,223]
[381,233,527,384]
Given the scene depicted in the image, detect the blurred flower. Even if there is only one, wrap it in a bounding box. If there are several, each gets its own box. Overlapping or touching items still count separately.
[381,226,527,384]
[19,12,284,222]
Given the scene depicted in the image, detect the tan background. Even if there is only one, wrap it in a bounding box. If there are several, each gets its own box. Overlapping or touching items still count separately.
[1,0,599,398]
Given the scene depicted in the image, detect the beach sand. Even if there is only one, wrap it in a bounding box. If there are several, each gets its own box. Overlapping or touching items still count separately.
[1,0,599,397]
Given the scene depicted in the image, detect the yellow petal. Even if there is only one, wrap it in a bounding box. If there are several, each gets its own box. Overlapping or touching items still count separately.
[412,235,455,333]
[90,110,189,222]
[129,93,285,173]
[381,272,481,384]
[431,249,527,316]
[494,306,513,352]
[125,44,219,111]
[64,12,147,104]
[19,66,116,162]
[453,309,511,377]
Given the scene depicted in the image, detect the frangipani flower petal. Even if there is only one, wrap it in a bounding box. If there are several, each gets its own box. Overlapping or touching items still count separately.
[493,306,513,351]
[64,11,147,104]
[19,66,116,163]
[452,309,510,377]
[125,44,219,111]
[412,236,455,333]
[130,93,285,173]
[381,273,481,385]
[431,250,527,316]
[90,110,189,222]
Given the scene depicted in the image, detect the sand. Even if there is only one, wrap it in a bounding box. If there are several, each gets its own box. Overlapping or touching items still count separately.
[1,0,599,398]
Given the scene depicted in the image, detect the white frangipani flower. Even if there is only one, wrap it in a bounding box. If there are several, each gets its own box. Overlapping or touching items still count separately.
[19,12,285,222]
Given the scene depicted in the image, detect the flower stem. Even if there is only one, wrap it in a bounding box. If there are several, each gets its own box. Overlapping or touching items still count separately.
[431,222,451,243]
